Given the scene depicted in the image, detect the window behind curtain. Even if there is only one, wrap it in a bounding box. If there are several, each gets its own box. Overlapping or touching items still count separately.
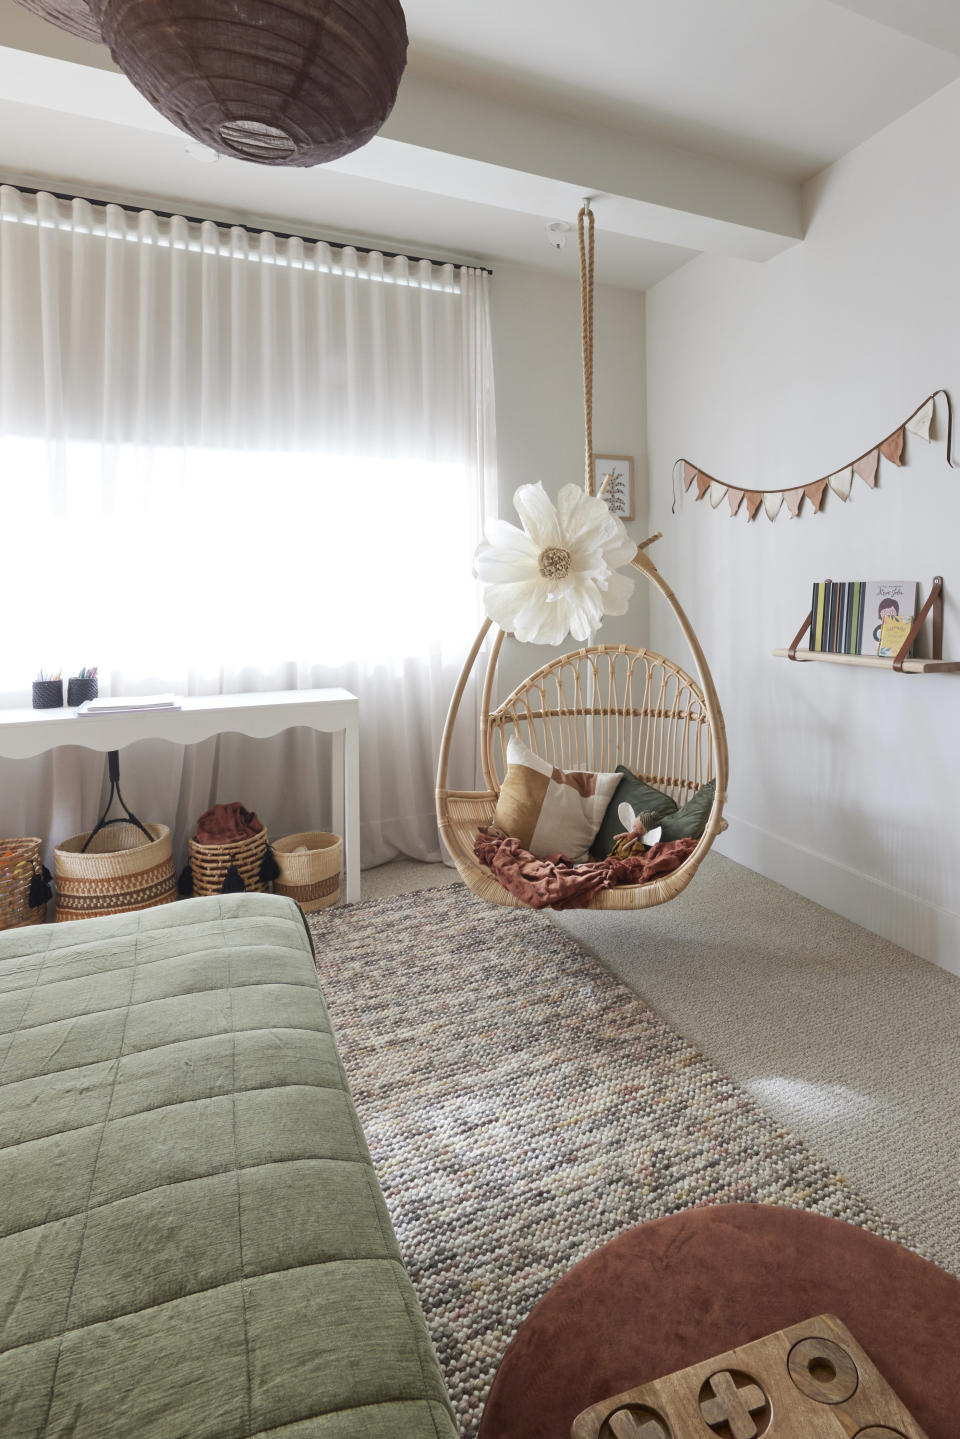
[0,187,495,699]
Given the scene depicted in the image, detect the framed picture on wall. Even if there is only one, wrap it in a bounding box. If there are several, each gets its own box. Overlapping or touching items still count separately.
[592,454,634,520]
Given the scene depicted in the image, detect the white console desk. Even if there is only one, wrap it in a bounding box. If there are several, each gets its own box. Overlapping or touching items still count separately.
[0,688,360,904]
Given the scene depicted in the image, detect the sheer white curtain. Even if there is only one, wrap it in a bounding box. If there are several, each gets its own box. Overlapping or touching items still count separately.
[0,187,496,867]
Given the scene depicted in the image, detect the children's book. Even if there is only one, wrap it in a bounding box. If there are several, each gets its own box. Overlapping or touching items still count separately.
[878,614,915,658]
[809,581,867,654]
[810,581,827,651]
[860,581,918,655]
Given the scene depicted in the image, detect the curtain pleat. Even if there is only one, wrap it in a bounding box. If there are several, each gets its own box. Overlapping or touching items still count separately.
[0,187,496,869]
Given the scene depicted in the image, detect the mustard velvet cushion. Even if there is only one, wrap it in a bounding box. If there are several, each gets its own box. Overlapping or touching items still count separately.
[493,736,620,862]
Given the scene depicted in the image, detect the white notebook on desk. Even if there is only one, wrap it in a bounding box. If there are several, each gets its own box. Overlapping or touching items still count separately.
[77,694,182,714]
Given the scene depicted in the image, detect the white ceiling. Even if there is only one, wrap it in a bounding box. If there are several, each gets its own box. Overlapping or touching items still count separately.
[0,0,958,289]
[404,0,959,179]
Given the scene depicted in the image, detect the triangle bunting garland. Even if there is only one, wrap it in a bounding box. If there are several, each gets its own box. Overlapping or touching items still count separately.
[827,466,853,501]
[672,390,952,523]
[804,478,828,510]
[906,396,934,441]
[852,449,878,487]
[880,428,904,466]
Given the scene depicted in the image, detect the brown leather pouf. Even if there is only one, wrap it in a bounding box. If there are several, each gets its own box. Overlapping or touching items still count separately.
[478,1204,960,1439]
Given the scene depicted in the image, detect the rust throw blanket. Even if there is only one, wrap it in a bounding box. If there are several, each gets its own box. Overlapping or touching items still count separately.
[195,802,263,846]
[474,827,697,910]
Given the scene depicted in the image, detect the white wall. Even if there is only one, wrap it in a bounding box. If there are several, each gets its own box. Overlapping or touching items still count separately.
[489,262,648,699]
[645,79,960,974]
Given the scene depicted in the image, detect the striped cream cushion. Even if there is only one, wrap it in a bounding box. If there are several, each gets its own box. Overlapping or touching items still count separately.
[493,736,621,862]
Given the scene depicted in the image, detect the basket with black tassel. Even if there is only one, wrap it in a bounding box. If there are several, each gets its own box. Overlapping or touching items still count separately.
[0,838,53,928]
[178,803,279,899]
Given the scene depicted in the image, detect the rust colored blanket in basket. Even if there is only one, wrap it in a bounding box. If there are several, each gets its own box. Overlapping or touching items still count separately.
[194,802,264,846]
[473,827,697,910]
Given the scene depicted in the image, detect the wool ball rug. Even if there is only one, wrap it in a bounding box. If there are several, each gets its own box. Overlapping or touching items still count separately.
[309,885,921,1438]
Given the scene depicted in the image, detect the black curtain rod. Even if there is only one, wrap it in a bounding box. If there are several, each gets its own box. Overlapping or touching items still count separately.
[5,181,494,275]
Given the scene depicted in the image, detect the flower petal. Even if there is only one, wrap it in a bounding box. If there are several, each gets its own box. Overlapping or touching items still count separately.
[600,532,638,570]
[473,527,540,584]
[481,579,541,632]
[598,569,634,616]
[514,597,570,646]
[558,485,621,549]
[482,517,537,553]
[507,582,570,645]
[564,576,605,641]
[514,482,562,549]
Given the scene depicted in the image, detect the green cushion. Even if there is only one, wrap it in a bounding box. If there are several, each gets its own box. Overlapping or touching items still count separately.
[590,766,679,858]
[0,894,457,1439]
[660,778,717,842]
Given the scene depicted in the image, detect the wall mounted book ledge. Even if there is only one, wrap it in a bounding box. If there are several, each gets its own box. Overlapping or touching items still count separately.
[773,576,960,673]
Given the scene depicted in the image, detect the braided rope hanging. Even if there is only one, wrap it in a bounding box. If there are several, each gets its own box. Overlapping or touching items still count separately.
[578,202,596,496]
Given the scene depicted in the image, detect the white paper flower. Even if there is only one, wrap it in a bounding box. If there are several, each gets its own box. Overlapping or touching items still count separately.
[473,482,636,645]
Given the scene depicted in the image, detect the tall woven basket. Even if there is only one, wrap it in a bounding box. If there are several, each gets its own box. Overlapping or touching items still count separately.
[0,838,49,929]
[188,827,269,896]
[273,832,341,912]
[54,823,176,922]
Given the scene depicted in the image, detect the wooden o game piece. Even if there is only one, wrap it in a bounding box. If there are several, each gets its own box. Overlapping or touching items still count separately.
[787,1336,859,1404]
[854,1431,909,1438]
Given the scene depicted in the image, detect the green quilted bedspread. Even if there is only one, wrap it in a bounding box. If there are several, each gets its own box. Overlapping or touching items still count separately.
[0,894,457,1439]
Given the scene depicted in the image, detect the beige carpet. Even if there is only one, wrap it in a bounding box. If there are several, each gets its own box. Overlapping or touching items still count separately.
[358,852,960,1275]
[552,850,960,1276]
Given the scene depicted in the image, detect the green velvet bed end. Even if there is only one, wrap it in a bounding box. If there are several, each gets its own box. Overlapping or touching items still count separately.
[0,894,457,1439]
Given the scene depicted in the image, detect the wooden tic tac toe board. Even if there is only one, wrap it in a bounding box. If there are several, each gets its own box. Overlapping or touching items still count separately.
[571,1314,929,1439]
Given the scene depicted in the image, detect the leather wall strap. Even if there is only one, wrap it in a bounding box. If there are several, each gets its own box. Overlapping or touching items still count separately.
[788,610,813,660]
[894,576,943,672]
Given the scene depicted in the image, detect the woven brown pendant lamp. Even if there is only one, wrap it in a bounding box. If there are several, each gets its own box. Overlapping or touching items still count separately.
[14,0,408,168]
[14,0,101,43]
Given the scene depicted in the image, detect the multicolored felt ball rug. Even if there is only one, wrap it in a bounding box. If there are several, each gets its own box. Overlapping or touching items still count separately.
[309,885,917,1438]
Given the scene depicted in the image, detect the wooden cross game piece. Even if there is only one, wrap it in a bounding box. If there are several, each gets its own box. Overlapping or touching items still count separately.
[571,1313,931,1439]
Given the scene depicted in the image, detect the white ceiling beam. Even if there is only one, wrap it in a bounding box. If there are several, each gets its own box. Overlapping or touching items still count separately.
[0,37,803,261]
[371,71,802,260]
[827,0,960,58]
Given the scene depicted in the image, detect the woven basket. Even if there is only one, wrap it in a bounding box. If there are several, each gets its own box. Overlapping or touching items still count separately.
[54,823,176,922]
[0,838,48,929]
[273,832,341,912]
[188,827,269,897]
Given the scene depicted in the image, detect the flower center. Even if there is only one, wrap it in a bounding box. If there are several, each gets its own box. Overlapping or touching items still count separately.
[538,546,571,580]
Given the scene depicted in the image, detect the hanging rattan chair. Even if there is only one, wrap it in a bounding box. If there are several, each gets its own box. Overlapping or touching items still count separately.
[436,534,728,909]
[435,202,728,911]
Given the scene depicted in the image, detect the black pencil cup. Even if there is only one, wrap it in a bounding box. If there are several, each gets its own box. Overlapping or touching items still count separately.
[67,676,98,707]
[32,679,64,709]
